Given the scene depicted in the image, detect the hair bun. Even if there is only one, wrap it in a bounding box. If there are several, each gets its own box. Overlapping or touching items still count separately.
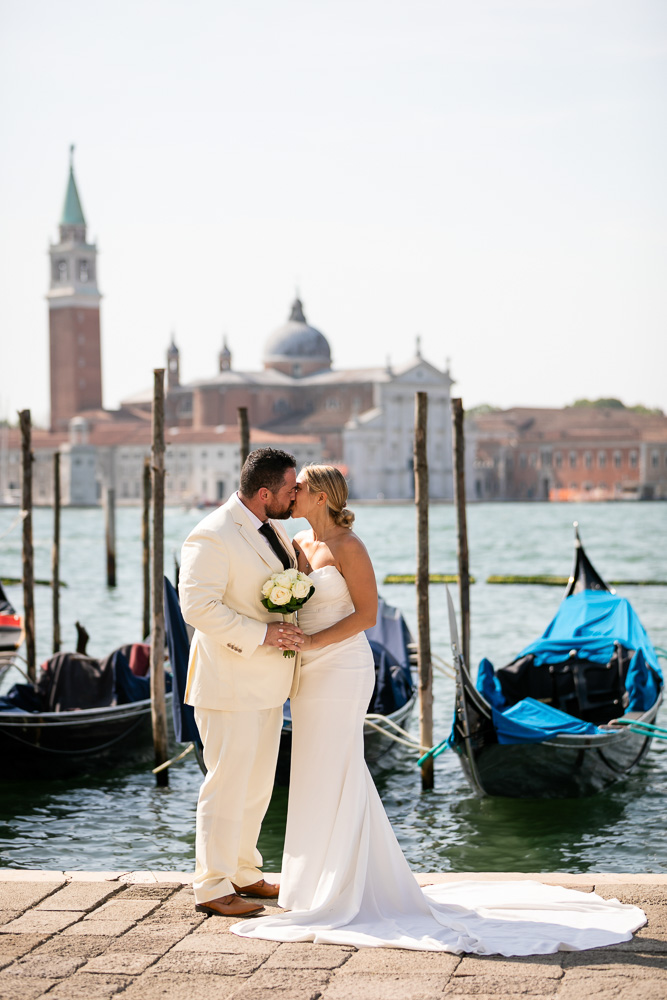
[333,506,355,528]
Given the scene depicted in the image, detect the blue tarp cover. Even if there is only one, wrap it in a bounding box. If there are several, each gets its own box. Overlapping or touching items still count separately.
[492,697,601,744]
[518,591,662,679]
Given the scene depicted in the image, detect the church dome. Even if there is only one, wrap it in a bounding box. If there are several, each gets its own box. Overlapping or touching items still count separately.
[263,298,331,375]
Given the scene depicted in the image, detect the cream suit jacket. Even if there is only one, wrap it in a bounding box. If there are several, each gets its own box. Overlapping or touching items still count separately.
[179,495,298,712]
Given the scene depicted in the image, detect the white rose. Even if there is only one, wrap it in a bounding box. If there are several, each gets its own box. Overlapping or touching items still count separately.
[292,580,310,600]
[273,573,292,589]
[261,579,274,598]
[283,567,299,581]
[296,572,310,582]
[269,585,291,605]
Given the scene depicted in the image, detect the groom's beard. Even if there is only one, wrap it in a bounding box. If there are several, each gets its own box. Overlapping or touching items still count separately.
[265,500,294,520]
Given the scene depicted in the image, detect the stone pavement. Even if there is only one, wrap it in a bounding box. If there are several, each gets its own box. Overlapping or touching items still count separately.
[0,871,665,1000]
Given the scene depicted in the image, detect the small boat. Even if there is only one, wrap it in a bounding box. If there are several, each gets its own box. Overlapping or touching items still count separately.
[164,580,417,783]
[0,580,23,680]
[447,526,664,798]
[0,642,172,779]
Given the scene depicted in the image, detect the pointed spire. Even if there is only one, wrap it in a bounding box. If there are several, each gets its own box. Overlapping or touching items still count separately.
[415,334,422,359]
[168,332,179,355]
[60,145,86,228]
[289,296,306,323]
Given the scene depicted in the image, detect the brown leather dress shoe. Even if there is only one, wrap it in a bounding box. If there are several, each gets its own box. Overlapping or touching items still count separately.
[231,878,280,899]
[195,893,265,917]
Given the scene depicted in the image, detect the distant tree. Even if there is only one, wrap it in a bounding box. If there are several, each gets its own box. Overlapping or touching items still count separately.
[567,398,663,415]
[466,403,500,416]
[569,398,625,409]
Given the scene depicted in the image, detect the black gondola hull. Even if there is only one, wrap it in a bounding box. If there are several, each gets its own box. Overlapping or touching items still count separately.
[0,695,173,779]
[451,671,662,798]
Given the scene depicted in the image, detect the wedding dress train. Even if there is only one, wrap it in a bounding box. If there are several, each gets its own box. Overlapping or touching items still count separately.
[232,566,645,955]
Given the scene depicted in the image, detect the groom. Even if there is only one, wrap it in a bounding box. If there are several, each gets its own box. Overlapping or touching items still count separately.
[179,447,304,917]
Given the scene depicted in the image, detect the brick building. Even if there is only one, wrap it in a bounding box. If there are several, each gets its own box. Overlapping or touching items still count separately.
[470,407,667,501]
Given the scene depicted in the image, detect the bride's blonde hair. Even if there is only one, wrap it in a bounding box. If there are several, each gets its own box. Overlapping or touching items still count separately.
[300,465,355,529]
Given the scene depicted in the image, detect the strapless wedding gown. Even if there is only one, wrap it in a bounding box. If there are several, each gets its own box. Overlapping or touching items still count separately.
[232,566,646,954]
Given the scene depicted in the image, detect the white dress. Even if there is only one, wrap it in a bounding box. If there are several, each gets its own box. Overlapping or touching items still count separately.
[232,566,646,955]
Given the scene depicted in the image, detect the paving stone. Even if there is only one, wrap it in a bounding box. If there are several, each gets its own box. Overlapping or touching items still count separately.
[557,973,667,999]
[339,948,459,975]
[261,943,357,970]
[321,972,446,999]
[106,925,194,953]
[592,885,667,907]
[172,932,278,955]
[232,969,332,999]
[81,951,159,974]
[118,885,180,901]
[31,934,110,958]
[84,899,160,921]
[42,972,134,998]
[455,955,563,977]
[0,935,46,961]
[36,882,120,912]
[561,950,667,974]
[146,949,265,976]
[444,976,559,995]
[0,911,83,934]
[0,977,60,999]
[62,918,137,936]
[2,954,84,978]
[0,882,64,913]
[120,972,247,999]
[0,912,23,928]
[602,904,667,952]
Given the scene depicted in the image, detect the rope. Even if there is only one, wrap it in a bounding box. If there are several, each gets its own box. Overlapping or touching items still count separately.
[0,713,146,754]
[152,742,195,774]
[610,718,667,741]
[417,738,450,767]
[363,714,429,752]
[0,510,25,542]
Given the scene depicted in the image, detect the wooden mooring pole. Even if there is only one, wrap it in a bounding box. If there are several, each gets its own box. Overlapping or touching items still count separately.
[414,391,433,790]
[19,410,35,682]
[452,397,470,669]
[142,456,151,640]
[151,369,169,785]
[104,486,117,588]
[52,451,61,653]
[237,406,250,469]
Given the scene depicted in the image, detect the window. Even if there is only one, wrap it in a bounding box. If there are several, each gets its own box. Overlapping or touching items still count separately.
[519,454,527,468]
[555,452,562,468]
[614,451,622,468]
[541,451,552,467]
[57,259,68,282]
[630,451,638,468]
[529,453,537,467]
[78,259,89,282]
[584,452,592,469]
[598,451,606,468]
[569,451,577,468]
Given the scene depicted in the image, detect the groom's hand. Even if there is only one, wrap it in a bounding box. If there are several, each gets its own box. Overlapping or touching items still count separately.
[263,622,305,651]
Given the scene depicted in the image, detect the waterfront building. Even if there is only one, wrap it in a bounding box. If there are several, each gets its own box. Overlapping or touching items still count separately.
[470,407,667,501]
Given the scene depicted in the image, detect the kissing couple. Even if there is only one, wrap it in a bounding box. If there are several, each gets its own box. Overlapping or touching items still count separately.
[179,448,645,954]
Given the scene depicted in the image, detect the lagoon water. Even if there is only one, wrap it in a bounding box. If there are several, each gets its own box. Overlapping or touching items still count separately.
[0,501,665,874]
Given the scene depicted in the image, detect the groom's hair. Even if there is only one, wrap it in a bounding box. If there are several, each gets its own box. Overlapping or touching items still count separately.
[240,448,296,497]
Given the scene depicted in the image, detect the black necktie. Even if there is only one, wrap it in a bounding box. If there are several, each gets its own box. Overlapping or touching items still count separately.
[259,522,291,570]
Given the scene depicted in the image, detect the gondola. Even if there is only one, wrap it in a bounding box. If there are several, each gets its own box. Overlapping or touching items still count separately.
[0,580,23,682]
[164,579,417,783]
[447,525,664,798]
[0,642,172,779]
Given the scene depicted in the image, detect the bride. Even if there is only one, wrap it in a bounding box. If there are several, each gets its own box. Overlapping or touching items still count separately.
[232,464,645,955]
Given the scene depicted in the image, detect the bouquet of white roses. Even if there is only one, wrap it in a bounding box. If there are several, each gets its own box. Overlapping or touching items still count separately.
[261,568,315,658]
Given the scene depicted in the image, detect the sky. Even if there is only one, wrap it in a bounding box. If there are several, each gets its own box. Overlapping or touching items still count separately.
[1,0,666,427]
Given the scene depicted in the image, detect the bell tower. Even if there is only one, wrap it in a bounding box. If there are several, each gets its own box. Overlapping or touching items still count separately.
[47,147,103,431]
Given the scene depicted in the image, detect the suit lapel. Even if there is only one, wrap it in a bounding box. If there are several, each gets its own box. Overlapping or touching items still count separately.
[271,520,297,569]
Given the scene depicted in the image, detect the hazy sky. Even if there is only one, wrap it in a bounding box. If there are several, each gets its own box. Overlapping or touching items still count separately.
[1,0,665,427]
